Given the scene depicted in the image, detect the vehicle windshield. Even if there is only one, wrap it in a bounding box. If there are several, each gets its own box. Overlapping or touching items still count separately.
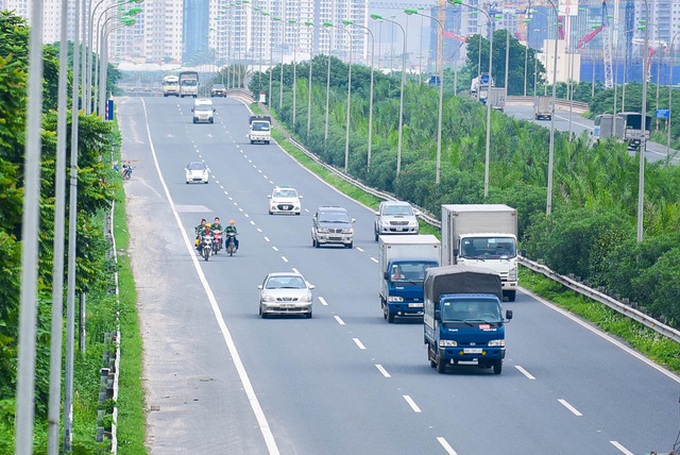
[213,84,225,89]
[181,80,197,86]
[187,162,205,170]
[252,121,270,131]
[318,211,350,223]
[163,79,178,86]
[441,298,502,323]
[383,204,414,216]
[390,261,437,283]
[460,236,516,259]
[266,276,306,289]
[273,189,297,198]
[195,104,212,112]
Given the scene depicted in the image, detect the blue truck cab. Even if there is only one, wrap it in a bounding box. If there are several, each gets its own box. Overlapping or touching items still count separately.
[383,258,439,322]
[423,265,513,374]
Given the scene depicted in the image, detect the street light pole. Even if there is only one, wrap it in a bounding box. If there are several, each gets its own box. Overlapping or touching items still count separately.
[345,20,375,171]
[546,0,558,215]
[450,0,494,197]
[668,30,680,156]
[637,0,650,242]
[406,8,445,183]
[305,21,314,137]
[340,21,353,172]
[290,19,298,127]
[371,13,407,176]
[323,21,333,146]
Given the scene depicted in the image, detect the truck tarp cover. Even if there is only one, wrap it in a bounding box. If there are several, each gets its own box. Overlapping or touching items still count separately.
[424,265,502,302]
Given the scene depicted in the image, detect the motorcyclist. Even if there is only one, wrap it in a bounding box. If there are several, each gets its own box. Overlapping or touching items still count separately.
[225,219,239,251]
[212,217,224,249]
[195,219,207,251]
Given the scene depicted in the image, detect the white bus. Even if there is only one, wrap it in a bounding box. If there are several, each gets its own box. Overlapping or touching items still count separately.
[162,75,180,97]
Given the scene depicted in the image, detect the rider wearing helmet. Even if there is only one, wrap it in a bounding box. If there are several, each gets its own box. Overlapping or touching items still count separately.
[195,219,207,250]
[212,217,224,249]
[225,219,239,251]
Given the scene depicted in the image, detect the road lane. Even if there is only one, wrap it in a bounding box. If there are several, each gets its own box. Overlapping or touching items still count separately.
[119,95,680,455]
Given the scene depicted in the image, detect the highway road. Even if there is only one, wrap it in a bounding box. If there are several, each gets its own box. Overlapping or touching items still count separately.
[118,95,680,455]
[504,104,678,164]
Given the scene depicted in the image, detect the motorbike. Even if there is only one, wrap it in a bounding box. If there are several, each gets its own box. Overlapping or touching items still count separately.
[212,229,222,254]
[200,233,214,261]
[225,232,237,257]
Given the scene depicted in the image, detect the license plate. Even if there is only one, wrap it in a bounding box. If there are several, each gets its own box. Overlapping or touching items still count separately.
[396,227,404,231]
[408,303,423,308]
[463,348,483,354]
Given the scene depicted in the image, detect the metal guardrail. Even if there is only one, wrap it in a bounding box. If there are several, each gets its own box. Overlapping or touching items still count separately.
[507,95,590,114]
[242,98,678,344]
[519,256,680,343]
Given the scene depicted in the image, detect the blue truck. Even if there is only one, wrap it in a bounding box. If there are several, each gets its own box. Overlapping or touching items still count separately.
[423,265,513,374]
[379,235,440,323]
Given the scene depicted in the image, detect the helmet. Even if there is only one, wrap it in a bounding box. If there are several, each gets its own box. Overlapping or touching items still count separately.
[229,220,235,225]
[206,223,211,228]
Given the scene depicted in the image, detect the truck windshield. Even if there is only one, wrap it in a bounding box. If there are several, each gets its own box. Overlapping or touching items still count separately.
[252,121,270,131]
[390,261,437,283]
[195,105,212,112]
[460,236,516,259]
[441,298,501,323]
[181,80,197,86]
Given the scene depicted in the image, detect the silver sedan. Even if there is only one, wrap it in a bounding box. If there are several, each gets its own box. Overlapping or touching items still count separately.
[258,272,315,319]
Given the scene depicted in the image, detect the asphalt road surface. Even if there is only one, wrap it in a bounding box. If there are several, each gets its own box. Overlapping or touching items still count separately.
[504,104,678,164]
[117,95,680,455]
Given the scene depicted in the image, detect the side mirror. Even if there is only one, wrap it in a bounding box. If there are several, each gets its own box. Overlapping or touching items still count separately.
[257,285,263,290]
[414,210,421,216]
[191,108,194,112]
[453,248,459,256]
[520,249,527,257]
[434,310,441,321]
[267,195,272,199]
[505,309,513,320]
[383,271,389,280]
[298,195,303,199]
[351,218,356,224]
[375,211,380,216]
[307,284,316,290]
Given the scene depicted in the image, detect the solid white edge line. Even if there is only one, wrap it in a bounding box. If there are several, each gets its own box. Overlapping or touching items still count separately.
[557,398,583,417]
[402,395,422,413]
[352,338,366,350]
[609,440,635,455]
[514,365,536,380]
[520,287,680,384]
[318,297,328,306]
[140,99,280,455]
[436,437,459,455]
[333,315,345,326]
[375,364,391,378]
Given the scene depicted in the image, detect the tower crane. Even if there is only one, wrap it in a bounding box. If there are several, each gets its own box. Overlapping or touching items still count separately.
[575,0,613,88]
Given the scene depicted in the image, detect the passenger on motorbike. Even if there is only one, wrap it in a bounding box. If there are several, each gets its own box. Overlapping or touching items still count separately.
[212,217,224,249]
[225,219,239,251]
[195,219,207,250]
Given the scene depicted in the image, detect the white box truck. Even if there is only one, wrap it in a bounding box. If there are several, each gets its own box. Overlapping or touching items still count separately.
[378,235,440,323]
[248,115,271,144]
[441,204,518,301]
[533,96,551,120]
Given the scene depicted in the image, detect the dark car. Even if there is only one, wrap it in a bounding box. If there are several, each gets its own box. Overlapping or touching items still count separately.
[211,83,227,97]
[311,206,355,249]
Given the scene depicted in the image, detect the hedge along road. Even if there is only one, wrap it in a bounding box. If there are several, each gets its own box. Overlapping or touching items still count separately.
[116,94,680,455]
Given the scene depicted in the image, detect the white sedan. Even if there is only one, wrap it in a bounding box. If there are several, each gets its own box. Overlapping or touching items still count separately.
[258,272,315,318]
[268,186,302,215]
[185,161,209,184]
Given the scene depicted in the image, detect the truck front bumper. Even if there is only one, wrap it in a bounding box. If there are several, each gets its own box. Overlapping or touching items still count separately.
[441,346,505,362]
[501,280,517,291]
[386,302,424,317]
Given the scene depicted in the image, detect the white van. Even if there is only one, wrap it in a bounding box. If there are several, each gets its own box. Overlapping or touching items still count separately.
[192,98,215,124]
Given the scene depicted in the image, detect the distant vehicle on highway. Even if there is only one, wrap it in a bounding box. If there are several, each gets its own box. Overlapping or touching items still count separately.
[311,206,355,248]
[191,98,215,124]
[258,272,315,318]
[374,200,419,241]
[268,185,302,215]
[211,83,227,97]
[185,161,209,184]
[162,75,180,97]
[179,71,199,98]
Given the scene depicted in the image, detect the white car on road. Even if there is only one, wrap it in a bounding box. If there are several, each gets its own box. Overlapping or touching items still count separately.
[268,186,302,215]
[185,161,209,184]
[258,272,315,318]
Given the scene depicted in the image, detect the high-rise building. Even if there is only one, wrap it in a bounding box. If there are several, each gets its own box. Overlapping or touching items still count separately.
[183,0,210,63]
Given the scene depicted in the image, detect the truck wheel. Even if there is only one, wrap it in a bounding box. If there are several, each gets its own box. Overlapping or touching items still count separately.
[374,231,379,242]
[427,345,436,368]
[492,360,503,375]
[387,307,395,323]
[250,140,254,144]
[505,290,516,302]
[436,352,447,374]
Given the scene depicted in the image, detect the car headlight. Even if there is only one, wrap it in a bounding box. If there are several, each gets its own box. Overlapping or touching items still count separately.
[439,340,458,347]
[488,339,505,347]
[381,221,390,227]
[317,228,329,233]
[508,266,518,281]
[387,296,403,302]
[300,294,312,303]
[342,228,354,234]
[261,294,276,303]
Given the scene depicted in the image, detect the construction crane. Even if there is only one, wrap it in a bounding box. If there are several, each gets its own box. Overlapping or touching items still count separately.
[575,0,613,88]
